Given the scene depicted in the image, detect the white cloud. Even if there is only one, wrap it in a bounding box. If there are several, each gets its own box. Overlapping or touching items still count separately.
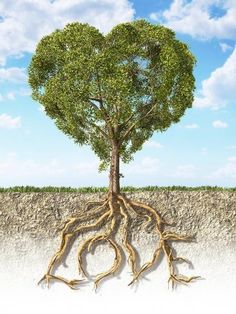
[228,156,236,162]
[212,120,228,128]
[0,0,134,65]
[0,88,31,102]
[74,159,100,175]
[200,147,208,155]
[144,140,163,149]
[0,67,27,83]
[219,42,233,52]
[169,164,197,179]
[0,155,65,178]
[149,12,160,21]
[184,123,199,129]
[226,145,236,150]
[123,157,161,175]
[0,153,110,186]
[6,92,15,100]
[18,88,31,96]
[150,0,236,40]
[194,47,236,109]
[0,113,21,129]
[0,89,29,102]
[209,161,236,179]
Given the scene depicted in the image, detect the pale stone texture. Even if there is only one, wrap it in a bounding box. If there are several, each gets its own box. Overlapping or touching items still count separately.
[0,191,235,242]
[0,191,235,313]
[0,191,235,292]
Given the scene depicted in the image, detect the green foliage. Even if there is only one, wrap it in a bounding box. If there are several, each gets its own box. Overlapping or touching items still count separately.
[28,20,196,170]
[0,186,235,193]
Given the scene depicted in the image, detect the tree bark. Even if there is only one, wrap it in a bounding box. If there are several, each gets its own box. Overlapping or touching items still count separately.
[109,140,120,196]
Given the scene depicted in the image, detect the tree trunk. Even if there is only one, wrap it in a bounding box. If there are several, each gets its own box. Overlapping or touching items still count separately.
[109,140,120,196]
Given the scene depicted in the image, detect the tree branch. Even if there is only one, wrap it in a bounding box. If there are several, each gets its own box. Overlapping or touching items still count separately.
[119,111,137,131]
[95,71,115,139]
[90,122,108,139]
[74,109,108,139]
[120,102,158,143]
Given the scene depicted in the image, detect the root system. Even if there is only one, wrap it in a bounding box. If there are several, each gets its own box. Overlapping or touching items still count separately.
[38,193,199,290]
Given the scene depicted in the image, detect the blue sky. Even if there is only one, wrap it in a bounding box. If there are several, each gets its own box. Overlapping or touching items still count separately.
[0,0,236,188]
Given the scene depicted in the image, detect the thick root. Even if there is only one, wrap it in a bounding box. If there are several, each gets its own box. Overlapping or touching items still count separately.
[39,193,199,290]
[77,216,116,277]
[118,198,137,277]
[94,238,122,290]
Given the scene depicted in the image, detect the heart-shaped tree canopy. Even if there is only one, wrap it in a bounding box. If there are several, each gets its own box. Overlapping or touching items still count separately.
[28,20,195,170]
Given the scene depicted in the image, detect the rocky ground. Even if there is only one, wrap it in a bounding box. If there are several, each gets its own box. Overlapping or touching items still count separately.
[0,191,235,243]
[0,191,236,314]
[0,190,235,281]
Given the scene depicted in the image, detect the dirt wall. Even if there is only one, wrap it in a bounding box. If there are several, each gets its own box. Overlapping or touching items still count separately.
[0,190,236,301]
[0,191,235,243]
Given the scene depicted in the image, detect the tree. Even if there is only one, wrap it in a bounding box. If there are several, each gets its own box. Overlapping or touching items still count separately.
[28,20,199,290]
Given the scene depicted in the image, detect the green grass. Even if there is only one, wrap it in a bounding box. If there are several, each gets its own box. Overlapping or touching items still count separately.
[0,185,235,192]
